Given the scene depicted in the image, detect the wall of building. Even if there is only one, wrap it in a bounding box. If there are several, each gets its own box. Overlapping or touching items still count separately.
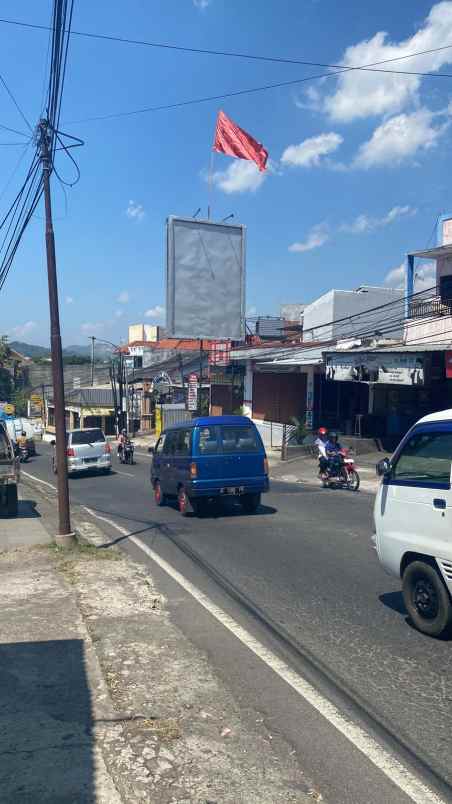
[405,315,452,344]
[303,287,404,343]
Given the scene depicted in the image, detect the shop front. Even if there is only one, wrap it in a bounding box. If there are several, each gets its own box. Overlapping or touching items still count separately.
[323,346,452,444]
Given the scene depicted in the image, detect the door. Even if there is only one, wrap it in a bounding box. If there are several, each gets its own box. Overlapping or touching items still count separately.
[173,428,192,492]
[377,423,452,575]
[160,430,177,495]
[152,432,166,486]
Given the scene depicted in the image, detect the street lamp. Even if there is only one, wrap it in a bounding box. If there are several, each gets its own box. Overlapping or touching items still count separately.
[87,336,125,434]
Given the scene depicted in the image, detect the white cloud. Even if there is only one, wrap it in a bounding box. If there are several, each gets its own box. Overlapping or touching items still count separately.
[117,290,130,304]
[65,296,74,305]
[81,322,104,335]
[9,321,37,339]
[145,305,165,320]
[193,0,211,7]
[415,261,437,291]
[340,205,416,234]
[289,223,329,253]
[324,2,452,122]
[384,263,406,289]
[384,261,436,291]
[354,109,447,168]
[281,132,343,168]
[126,200,145,221]
[211,160,266,194]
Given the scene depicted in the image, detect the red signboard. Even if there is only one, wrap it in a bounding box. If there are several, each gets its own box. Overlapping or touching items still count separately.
[445,351,452,378]
[208,340,231,366]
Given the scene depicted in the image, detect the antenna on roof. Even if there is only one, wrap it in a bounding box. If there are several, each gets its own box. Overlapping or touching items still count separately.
[193,207,201,218]
[222,213,234,222]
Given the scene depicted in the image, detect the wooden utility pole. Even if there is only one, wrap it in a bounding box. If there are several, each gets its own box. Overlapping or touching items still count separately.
[39,118,74,544]
[90,336,95,386]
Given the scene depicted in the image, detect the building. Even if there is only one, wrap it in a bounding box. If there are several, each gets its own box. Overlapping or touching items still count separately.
[46,385,116,436]
[128,323,161,343]
[321,213,452,445]
[303,286,405,343]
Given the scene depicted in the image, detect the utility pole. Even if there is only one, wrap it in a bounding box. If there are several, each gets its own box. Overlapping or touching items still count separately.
[39,118,74,545]
[90,336,95,386]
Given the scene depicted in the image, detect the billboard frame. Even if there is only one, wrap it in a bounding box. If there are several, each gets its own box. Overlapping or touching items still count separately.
[166,215,246,341]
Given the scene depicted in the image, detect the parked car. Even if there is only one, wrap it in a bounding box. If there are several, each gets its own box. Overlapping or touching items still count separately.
[0,421,19,516]
[52,427,112,475]
[374,408,452,637]
[151,415,269,516]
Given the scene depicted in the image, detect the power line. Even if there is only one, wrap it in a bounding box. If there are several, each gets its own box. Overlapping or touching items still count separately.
[0,122,30,138]
[3,14,452,76]
[0,71,33,133]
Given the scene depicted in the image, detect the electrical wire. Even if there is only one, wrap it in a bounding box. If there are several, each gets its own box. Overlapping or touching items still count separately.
[3,14,452,76]
[0,71,33,133]
[0,122,29,138]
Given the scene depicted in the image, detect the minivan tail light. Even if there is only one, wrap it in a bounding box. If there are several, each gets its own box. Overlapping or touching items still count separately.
[190,462,197,479]
[104,443,111,454]
[264,457,269,475]
[66,448,75,458]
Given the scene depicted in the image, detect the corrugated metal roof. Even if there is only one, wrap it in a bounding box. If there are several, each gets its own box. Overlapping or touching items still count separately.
[323,342,452,355]
[410,244,452,259]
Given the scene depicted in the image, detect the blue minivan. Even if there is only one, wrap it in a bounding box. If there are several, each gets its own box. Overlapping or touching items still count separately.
[151,416,269,515]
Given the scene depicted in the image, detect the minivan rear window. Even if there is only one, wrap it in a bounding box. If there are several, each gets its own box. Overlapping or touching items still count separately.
[220,425,260,453]
[71,429,105,445]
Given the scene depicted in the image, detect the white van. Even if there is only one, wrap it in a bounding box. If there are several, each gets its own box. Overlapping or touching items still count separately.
[374,409,452,637]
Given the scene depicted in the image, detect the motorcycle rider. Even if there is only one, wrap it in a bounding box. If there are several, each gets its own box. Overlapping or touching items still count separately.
[325,431,343,475]
[117,428,128,460]
[315,427,329,476]
[17,431,28,452]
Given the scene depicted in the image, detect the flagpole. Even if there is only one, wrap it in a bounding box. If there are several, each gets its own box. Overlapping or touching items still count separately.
[207,149,214,221]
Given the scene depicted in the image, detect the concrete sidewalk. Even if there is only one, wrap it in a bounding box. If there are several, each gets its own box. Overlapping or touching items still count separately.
[1,484,321,803]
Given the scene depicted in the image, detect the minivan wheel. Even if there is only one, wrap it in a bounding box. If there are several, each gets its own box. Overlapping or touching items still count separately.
[178,486,189,516]
[402,561,452,637]
[241,493,261,514]
[154,481,165,507]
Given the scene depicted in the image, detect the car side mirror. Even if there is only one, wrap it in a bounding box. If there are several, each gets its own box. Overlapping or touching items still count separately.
[148,446,155,454]
[376,457,391,477]
[50,439,56,446]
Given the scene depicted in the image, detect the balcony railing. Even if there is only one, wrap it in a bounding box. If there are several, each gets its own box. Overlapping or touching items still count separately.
[408,296,452,319]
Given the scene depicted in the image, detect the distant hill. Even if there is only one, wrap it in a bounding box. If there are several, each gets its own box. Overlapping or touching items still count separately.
[10,341,50,359]
[10,341,114,360]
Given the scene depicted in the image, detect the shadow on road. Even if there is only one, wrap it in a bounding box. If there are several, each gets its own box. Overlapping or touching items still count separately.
[379,591,406,616]
[0,639,95,801]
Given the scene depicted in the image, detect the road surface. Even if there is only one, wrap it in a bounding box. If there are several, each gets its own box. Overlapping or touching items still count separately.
[22,443,452,804]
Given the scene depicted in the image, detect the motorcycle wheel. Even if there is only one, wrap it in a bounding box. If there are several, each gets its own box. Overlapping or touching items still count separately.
[346,469,360,491]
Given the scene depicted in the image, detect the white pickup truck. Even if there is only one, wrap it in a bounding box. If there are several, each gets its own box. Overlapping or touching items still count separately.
[0,421,19,516]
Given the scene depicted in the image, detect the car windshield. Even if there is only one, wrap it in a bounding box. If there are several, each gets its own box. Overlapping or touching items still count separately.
[71,429,105,445]
[0,430,10,460]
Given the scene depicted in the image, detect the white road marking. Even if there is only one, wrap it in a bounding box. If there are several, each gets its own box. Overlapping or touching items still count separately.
[114,469,135,477]
[22,471,57,491]
[82,506,445,804]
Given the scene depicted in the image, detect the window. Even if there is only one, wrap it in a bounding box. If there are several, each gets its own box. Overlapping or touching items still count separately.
[71,428,105,445]
[176,429,191,455]
[163,431,178,455]
[393,431,452,487]
[155,434,166,454]
[0,430,10,460]
[220,425,260,453]
[198,426,219,455]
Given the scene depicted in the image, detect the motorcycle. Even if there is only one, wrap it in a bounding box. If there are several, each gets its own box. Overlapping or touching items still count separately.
[320,448,360,491]
[19,444,29,463]
[119,439,134,465]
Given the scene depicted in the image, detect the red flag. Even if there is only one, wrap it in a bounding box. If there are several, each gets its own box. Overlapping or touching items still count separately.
[213,110,268,172]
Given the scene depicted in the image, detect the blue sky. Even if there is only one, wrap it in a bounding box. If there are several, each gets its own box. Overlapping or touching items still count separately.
[1,0,452,345]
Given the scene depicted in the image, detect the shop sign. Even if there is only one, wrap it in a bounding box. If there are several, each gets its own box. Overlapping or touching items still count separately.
[326,352,425,386]
[208,340,231,366]
[187,373,198,411]
[446,351,452,379]
[129,346,144,357]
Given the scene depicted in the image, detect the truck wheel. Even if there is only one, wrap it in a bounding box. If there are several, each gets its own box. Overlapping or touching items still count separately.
[241,493,261,514]
[6,485,18,517]
[402,561,452,637]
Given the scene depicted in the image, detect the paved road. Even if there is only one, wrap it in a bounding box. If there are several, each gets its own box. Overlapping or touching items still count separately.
[23,443,452,804]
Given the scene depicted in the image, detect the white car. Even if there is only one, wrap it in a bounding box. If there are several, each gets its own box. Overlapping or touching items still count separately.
[52,427,112,476]
[374,408,452,637]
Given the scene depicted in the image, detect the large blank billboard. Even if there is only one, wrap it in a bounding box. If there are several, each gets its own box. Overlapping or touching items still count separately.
[166,216,246,340]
